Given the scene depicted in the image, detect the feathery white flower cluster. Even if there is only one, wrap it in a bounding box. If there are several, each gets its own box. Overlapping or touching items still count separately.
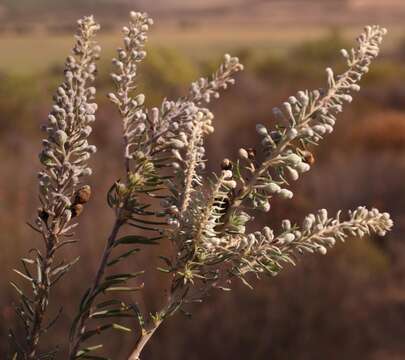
[68,15,243,358]
[11,16,100,360]
[108,12,153,172]
[200,207,393,277]
[234,25,387,213]
[149,54,243,164]
[38,16,100,234]
[189,54,244,103]
[153,58,243,227]
[108,13,243,209]
[163,25,391,289]
[108,15,243,218]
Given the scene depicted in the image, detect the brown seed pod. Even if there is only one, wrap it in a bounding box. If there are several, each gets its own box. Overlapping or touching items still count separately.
[302,150,315,165]
[74,185,92,205]
[71,204,84,218]
[221,158,233,171]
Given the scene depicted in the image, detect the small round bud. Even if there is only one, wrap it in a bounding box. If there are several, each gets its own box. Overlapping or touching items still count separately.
[282,219,292,231]
[222,170,233,179]
[256,124,268,136]
[284,153,302,166]
[286,166,299,181]
[54,130,68,146]
[278,189,293,199]
[261,201,271,212]
[296,162,310,173]
[81,168,92,177]
[286,128,298,140]
[135,94,146,107]
[238,148,249,160]
[225,180,237,189]
[265,183,281,194]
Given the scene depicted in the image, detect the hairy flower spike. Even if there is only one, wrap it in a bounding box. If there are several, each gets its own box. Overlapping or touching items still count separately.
[223,207,393,277]
[12,15,100,359]
[109,11,153,174]
[189,54,244,103]
[227,25,387,219]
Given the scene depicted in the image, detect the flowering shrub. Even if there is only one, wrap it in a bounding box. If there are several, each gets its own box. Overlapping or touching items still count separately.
[8,11,392,360]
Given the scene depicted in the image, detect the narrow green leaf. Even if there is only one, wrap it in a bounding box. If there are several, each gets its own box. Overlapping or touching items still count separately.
[81,324,113,341]
[130,217,168,226]
[21,258,35,264]
[107,249,139,267]
[114,235,161,246]
[127,222,160,232]
[96,299,122,309]
[105,272,144,282]
[239,276,253,290]
[104,285,144,293]
[75,344,103,358]
[112,323,132,332]
[13,269,33,282]
[51,257,80,277]
[10,281,24,296]
[158,256,173,268]
[90,309,136,319]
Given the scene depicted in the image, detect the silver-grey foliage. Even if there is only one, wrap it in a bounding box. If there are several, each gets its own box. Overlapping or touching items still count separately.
[9,11,392,360]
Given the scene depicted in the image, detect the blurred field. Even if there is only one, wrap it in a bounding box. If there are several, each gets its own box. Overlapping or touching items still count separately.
[1,1,405,359]
[0,24,404,75]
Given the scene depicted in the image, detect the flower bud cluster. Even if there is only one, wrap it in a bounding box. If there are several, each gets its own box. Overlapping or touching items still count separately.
[189,54,244,104]
[213,207,393,277]
[108,13,245,244]
[147,53,244,162]
[161,109,215,227]
[104,17,392,301]
[229,25,387,217]
[37,16,100,234]
[109,12,153,164]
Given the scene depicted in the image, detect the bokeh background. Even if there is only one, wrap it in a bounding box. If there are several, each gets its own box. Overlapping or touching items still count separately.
[1,0,405,359]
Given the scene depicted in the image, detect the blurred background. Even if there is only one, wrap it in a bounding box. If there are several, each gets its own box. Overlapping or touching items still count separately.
[1,0,405,359]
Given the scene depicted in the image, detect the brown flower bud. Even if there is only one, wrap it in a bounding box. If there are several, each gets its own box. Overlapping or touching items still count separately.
[221,158,233,171]
[302,150,315,165]
[74,185,91,204]
[71,204,84,218]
